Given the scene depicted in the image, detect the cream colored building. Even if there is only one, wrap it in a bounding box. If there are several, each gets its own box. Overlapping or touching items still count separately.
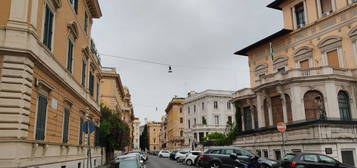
[133,118,141,150]
[165,97,185,150]
[100,67,135,152]
[0,0,103,167]
[159,115,168,149]
[232,0,357,165]
[147,121,162,151]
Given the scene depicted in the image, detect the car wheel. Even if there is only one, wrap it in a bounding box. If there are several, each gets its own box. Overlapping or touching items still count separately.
[186,159,193,166]
[159,155,162,158]
[210,161,221,168]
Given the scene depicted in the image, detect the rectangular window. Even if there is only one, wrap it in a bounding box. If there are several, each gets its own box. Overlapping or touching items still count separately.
[95,126,100,146]
[35,95,48,140]
[277,67,286,73]
[202,102,204,110]
[180,117,183,123]
[274,150,281,160]
[81,59,87,87]
[228,116,232,124]
[96,81,100,102]
[69,0,78,13]
[214,115,219,125]
[194,118,197,125]
[188,107,190,114]
[79,118,83,144]
[300,59,310,69]
[320,0,333,16]
[84,13,88,33]
[263,150,269,158]
[188,120,191,128]
[227,102,231,109]
[67,40,74,73]
[294,3,306,28]
[214,101,218,109]
[180,107,182,113]
[89,68,94,96]
[43,4,54,50]
[180,130,183,136]
[62,107,70,143]
[327,49,339,67]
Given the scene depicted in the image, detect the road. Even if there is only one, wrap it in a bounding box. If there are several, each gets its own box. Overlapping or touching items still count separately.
[145,155,197,168]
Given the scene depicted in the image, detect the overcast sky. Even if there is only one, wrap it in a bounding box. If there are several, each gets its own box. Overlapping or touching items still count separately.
[92,0,282,124]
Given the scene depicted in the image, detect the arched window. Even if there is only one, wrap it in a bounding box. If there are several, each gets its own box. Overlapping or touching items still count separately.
[304,91,325,120]
[271,96,284,125]
[338,91,352,121]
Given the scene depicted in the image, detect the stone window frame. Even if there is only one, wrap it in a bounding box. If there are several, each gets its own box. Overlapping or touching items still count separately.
[317,36,344,68]
[273,56,289,72]
[33,80,53,141]
[348,26,357,64]
[255,63,268,79]
[348,0,357,4]
[62,99,73,144]
[41,1,57,51]
[290,0,308,29]
[294,46,313,68]
[316,0,336,18]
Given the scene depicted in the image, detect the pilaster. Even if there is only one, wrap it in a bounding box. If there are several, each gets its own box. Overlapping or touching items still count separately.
[256,92,265,128]
[291,86,305,121]
[325,82,340,118]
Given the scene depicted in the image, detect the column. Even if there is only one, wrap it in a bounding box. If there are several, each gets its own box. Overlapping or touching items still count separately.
[291,86,305,121]
[325,82,339,118]
[256,92,265,128]
[248,99,255,129]
[241,105,245,131]
[263,90,273,126]
[277,86,288,123]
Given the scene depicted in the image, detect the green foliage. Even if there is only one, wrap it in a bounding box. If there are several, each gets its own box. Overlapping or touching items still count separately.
[140,124,149,151]
[202,132,226,142]
[99,105,130,158]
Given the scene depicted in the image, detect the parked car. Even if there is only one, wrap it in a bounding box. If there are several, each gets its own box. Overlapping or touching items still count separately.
[184,151,202,166]
[152,150,159,156]
[197,146,279,168]
[170,150,179,160]
[158,150,170,158]
[112,153,144,168]
[279,153,355,168]
[175,151,188,161]
[125,151,148,162]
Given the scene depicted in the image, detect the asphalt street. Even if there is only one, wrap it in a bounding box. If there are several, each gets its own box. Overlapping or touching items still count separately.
[145,155,197,168]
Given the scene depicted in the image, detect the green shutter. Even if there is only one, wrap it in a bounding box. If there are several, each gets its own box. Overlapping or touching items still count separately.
[36,95,48,140]
[79,118,83,144]
[43,5,54,49]
[81,61,86,87]
[89,71,94,96]
[63,108,70,143]
[67,40,73,72]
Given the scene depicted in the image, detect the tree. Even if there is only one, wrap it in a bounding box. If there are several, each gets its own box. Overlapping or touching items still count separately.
[99,105,130,163]
[140,124,149,151]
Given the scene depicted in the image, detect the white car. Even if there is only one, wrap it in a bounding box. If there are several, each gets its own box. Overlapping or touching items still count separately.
[158,150,170,158]
[184,151,202,166]
[175,151,188,161]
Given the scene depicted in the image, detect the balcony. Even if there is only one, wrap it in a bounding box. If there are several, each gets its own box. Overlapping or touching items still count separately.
[255,66,357,88]
[192,124,226,130]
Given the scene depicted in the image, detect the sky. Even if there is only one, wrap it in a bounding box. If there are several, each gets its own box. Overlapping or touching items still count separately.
[92,0,282,124]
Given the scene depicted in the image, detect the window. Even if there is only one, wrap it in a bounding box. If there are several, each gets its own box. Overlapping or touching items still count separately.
[43,4,54,50]
[214,101,218,109]
[78,162,81,168]
[188,120,191,128]
[227,102,231,109]
[256,150,262,157]
[194,105,196,113]
[81,58,87,87]
[301,154,319,162]
[180,107,182,113]
[202,116,206,125]
[294,3,306,28]
[69,0,78,13]
[180,117,183,123]
[338,91,352,121]
[96,81,100,102]
[210,150,221,154]
[319,0,333,17]
[263,150,268,158]
[319,155,337,164]
[35,94,48,140]
[277,67,286,73]
[214,115,219,125]
[89,67,94,96]
[194,118,197,125]
[62,107,70,143]
[228,116,232,124]
[153,138,156,143]
[66,39,74,72]
[223,149,235,155]
[188,107,190,114]
[300,59,310,69]
[180,130,183,136]
[84,13,88,33]
[274,150,282,160]
[202,102,204,110]
[326,49,340,67]
[79,118,83,144]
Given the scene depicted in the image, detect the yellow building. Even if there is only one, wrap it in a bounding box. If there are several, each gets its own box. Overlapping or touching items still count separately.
[147,121,162,151]
[100,67,134,152]
[232,0,357,164]
[165,97,185,150]
[0,0,103,167]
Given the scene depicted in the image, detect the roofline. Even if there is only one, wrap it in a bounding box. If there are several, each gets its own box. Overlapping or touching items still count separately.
[266,0,286,10]
[234,29,293,56]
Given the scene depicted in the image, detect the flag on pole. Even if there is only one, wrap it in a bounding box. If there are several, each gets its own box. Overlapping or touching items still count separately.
[270,42,274,61]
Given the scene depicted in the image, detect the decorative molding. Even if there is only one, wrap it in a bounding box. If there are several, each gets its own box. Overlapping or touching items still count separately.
[67,21,79,39]
[348,26,357,41]
[50,0,62,9]
[273,56,288,69]
[294,46,313,61]
[318,35,342,52]
[255,63,268,76]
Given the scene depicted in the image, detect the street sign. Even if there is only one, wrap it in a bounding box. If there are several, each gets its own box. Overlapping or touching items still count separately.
[82,120,96,134]
[277,122,286,132]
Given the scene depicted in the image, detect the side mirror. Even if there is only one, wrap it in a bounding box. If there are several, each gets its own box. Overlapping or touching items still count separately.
[230,153,238,160]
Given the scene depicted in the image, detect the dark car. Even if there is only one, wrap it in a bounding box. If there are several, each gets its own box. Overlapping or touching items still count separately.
[197,146,279,168]
[170,150,179,160]
[279,153,355,168]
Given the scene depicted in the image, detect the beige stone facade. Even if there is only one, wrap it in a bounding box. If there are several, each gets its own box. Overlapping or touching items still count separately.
[0,0,103,167]
[159,115,168,150]
[232,0,357,165]
[100,67,135,152]
[165,97,185,150]
[147,121,162,151]
[133,118,141,150]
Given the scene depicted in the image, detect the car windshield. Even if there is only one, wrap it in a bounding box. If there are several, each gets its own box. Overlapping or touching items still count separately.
[180,151,188,154]
[283,154,296,161]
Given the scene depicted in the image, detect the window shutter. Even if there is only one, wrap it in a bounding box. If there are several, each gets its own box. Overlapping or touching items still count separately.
[43,6,49,46]
[48,8,54,49]
[63,108,70,143]
[81,60,86,87]
[74,0,78,13]
[89,71,94,96]
[67,41,73,72]
[79,118,83,144]
[36,95,48,140]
